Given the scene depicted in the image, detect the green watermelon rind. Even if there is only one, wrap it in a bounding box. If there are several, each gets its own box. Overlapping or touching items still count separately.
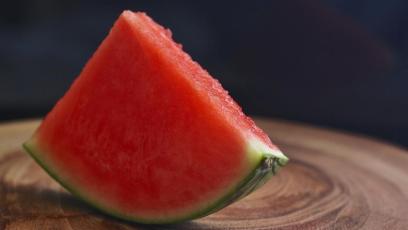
[23,140,288,224]
[193,152,288,220]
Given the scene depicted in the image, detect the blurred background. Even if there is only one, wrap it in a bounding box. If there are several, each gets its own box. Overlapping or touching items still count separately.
[0,0,407,146]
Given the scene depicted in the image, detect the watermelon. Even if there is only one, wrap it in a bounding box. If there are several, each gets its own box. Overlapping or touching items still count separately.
[23,11,288,224]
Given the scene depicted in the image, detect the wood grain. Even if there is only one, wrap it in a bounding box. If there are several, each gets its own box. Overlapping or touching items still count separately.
[1,119,408,229]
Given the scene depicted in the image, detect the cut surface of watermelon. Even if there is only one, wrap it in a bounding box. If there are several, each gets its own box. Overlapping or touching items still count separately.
[23,11,288,223]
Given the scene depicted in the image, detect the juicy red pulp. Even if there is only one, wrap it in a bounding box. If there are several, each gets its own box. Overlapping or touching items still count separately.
[34,12,254,217]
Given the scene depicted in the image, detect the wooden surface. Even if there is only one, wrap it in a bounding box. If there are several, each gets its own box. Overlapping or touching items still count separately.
[1,119,408,230]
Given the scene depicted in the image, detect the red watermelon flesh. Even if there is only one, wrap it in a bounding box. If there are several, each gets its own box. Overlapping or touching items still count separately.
[23,11,288,223]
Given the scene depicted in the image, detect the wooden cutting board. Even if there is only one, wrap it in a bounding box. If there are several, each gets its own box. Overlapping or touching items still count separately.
[1,119,408,230]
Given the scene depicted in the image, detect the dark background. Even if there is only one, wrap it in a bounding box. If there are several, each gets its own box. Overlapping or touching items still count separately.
[1,0,407,146]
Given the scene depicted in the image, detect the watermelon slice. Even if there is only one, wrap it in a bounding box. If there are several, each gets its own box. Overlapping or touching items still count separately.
[23,11,288,224]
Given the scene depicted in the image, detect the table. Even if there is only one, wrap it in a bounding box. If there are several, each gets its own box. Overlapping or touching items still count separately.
[1,119,407,229]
